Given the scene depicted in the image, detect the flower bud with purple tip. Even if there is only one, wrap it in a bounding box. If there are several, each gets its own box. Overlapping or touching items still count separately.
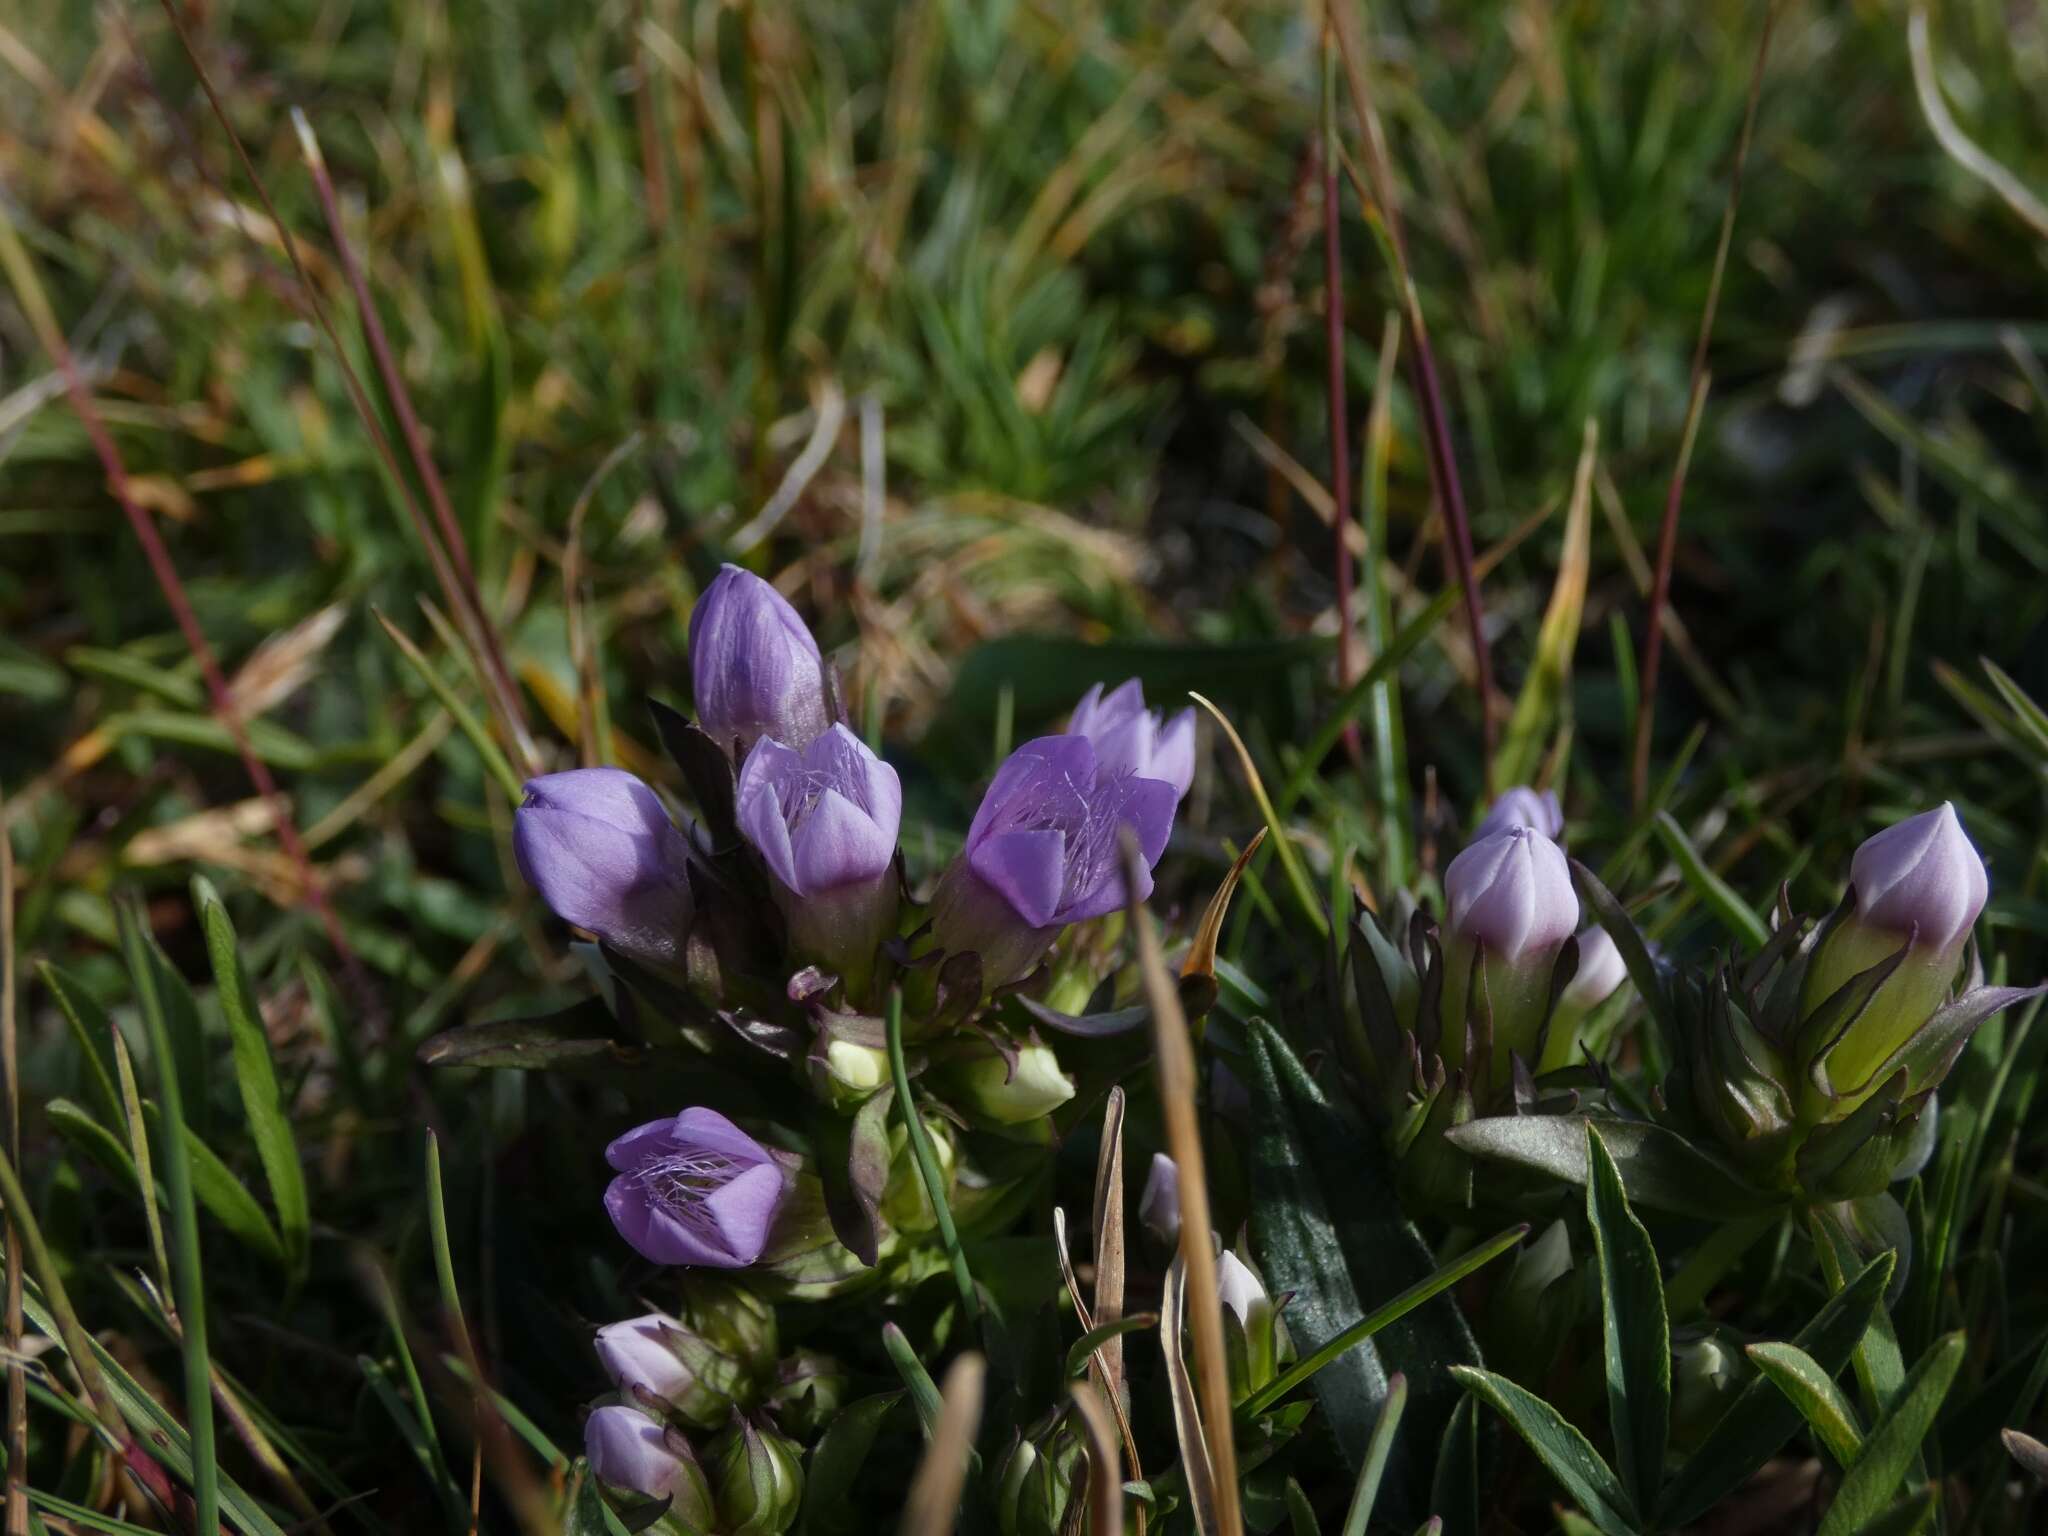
[1801,803,1989,1096]
[1439,825,1580,1083]
[689,565,832,755]
[603,1109,788,1269]
[585,1404,715,1525]
[514,769,693,966]
[737,724,901,992]
[1068,679,1198,799]
[594,1311,749,1430]
[1475,785,1564,842]
[929,734,1177,988]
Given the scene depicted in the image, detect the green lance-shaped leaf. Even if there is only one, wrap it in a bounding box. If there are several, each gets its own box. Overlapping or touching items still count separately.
[1585,1124,1670,1512]
[1242,1017,1486,1524]
[1429,1395,1479,1536]
[1815,1333,1965,1536]
[1446,1114,1770,1221]
[1448,1367,1635,1536]
[801,1392,904,1536]
[1658,1251,1895,1527]
[1341,1372,1409,1536]
[195,877,310,1282]
[1745,1342,1866,1467]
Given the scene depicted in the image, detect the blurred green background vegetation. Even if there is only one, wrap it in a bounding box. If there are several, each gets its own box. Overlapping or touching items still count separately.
[4,0,2048,1520]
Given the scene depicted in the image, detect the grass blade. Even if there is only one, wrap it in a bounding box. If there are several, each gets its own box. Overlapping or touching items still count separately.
[1340,1372,1407,1536]
[885,990,980,1332]
[1652,812,1770,950]
[116,898,218,1536]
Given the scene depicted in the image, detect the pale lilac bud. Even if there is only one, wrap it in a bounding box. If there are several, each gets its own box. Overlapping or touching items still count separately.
[1068,680,1198,800]
[514,769,692,965]
[688,565,831,754]
[1440,827,1580,1082]
[585,1404,712,1520]
[594,1314,695,1404]
[1846,802,1987,952]
[1139,1153,1180,1244]
[603,1109,788,1269]
[1475,785,1564,842]
[737,725,901,982]
[1537,926,1630,1075]
[1217,1249,1269,1330]
[1559,927,1628,1015]
[1443,827,1579,962]
[1803,803,1991,1100]
[929,734,1177,987]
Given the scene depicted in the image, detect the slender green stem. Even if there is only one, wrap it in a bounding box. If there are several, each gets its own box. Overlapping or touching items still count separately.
[1239,1222,1524,1419]
[885,990,980,1329]
[119,902,217,1536]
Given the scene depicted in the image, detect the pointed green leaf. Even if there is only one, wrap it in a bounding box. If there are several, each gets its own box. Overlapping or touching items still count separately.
[1449,1366,1635,1536]
[1446,1113,1769,1220]
[800,1393,904,1535]
[195,879,310,1279]
[1429,1395,1478,1536]
[140,1101,286,1268]
[1585,1124,1670,1511]
[1659,1252,1894,1527]
[1745,1342,1866,1466]
[1816,1334,1965,1536]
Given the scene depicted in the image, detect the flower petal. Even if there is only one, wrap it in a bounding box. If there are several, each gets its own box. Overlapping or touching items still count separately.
[702,1161,786,1265]
[971,828,1068,929]
[791,788,894,892]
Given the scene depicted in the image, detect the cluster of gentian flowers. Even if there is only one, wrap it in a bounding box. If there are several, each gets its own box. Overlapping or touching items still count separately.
[1345,775,2028,1214]
[509,566,1196,1515]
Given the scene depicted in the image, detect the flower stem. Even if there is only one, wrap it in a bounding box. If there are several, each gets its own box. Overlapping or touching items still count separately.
[886,989,981,1331]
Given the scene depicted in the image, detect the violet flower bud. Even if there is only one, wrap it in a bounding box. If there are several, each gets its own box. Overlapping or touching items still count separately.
[1439,826,1580,1082]
[929,734,1177,988]
[1138,1153,1181,1244]
[1217,1249,1268,1331]
[736,724,901,987]
[688,565,832,755]
[1068,679,1198,800]
[1475,785,1564,842]
[595,1313,696,1406]
[1802,802,1990,1097]
[594,1311,749,1430]
[603,1109,788,1269]
[514,769,692,965]
[1217,1248,1291,1398]
[585,1404,714,1524]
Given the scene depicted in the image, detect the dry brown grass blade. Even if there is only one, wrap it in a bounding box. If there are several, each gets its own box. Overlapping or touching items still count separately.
[1122,834,1243,1536]
[1092,1086,1129,1399]
[1071,1379,1126,1536]
[899,1353,986,1536]
[1182,827,1268,983]
[1158,1256,1220,1536]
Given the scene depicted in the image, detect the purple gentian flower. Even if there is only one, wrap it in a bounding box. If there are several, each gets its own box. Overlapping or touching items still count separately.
[1069,680,1197,800]
[1475,785,1564,842]
[603,1109,788,1269]
[688,565,832,755]
[736,724,901,982]
[514,769,692,965]
[585,1404,713,1520]
[929,734,1177,988]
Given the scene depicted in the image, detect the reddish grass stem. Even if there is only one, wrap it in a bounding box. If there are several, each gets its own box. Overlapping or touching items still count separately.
[1632,4,1779,810]
[0,219,360,985]
[1326,1,1496,788]
[1321,32,1364,769]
